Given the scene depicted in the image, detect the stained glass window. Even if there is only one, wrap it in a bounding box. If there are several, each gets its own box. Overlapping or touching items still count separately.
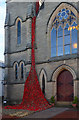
[51,28,56,57]
[58,26,63,56]
[71,22,77,53]
[17,20,21,44]
[64,24,70,55]
[51,8,77,57]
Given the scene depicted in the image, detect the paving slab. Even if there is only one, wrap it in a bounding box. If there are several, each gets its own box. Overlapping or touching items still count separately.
[24,107,69,119]
[49,108,79,120]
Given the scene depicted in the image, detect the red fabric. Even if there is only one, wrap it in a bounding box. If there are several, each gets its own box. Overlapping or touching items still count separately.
[4,2,52,111]
[36,2,39,15]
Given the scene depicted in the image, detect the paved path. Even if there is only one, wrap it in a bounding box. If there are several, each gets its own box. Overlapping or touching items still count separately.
[49,108,79,120]
[2,107,79,119]
[24,107,69,119]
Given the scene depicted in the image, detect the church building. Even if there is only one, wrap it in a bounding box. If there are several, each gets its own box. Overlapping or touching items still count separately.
[4,0,79,105]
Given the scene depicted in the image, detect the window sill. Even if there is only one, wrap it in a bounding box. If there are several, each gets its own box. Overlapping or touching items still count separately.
[48,53,78,62]
[4,81,25,85]
[16,43,22,47]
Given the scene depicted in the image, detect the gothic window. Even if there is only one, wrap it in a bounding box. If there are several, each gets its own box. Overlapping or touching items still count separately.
[51,8,77,57]
[51,27,56,57]
[15,64,18,79]
[71,22,77,54]
[17,20,21,44]
[64,23,70,55]
[58,26,63,56]
[42,74,45,95]
[21,63,24,79]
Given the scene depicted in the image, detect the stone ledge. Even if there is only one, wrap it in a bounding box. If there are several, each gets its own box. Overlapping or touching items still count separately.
[48,53,78,62]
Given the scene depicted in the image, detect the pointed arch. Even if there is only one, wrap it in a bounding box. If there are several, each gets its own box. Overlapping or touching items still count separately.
[46,2,78,33]
[13,62,18,80]
[19,60,25,66]
[64,23,70,55]
[51,27,56,57]
[15,16,23,24]
[51,64,77,101]
[42,74,45,94]
[19,61,24,79]
[51,64,77,82]
[57,69,74,101]
[71,22,77,54]
[16,18,22,44]
[47,2,78,58]
[57,25,63,56]
[39,69,47,94]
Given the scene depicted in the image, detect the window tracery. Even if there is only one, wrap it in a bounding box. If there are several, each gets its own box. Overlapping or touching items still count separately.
[51,8,77,57]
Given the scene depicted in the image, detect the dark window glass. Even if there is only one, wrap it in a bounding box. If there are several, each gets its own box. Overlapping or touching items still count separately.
[62,8,65,12]
[61,11,66,16]
[17,20,21,44]
[51,28,56,57]
[66,10,69,14]
[15,64,18,79]
[21,63,24,79]
[58,12,61,16]
[71,11,76,17]
[71,22,77,54]
[42,75,45,95]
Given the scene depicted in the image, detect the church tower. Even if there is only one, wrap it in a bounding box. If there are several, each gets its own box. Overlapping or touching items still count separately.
[4,1,34,104]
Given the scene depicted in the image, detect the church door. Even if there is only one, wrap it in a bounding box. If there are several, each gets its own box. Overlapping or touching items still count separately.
[42,75,45,95]
[57,70,73,101]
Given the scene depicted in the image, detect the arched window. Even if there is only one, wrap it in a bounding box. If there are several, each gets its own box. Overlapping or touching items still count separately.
[21,63,24,79]
[39,69,47,95]
[51,8,77,57]
[17,20,21,44]
[51,27,56,57]
[71,22,77,53]
[42,74,45,95]
[58,26,63,56]
[15,64,18,79]
[64,23,70,55]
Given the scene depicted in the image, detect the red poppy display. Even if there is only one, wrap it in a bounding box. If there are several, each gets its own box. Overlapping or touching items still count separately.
[5,2,52,111]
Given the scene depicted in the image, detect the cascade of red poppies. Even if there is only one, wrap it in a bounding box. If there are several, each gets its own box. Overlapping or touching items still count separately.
[4,2,52,111]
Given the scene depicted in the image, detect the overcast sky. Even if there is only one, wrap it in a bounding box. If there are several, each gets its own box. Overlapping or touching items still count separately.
[0,0,6,62]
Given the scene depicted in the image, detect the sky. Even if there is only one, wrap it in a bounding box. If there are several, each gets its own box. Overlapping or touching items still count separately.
[0,0,6,62]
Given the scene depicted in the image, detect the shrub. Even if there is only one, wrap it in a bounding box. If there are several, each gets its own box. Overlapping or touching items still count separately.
[50,96,55,103]
[72,96,78,104]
